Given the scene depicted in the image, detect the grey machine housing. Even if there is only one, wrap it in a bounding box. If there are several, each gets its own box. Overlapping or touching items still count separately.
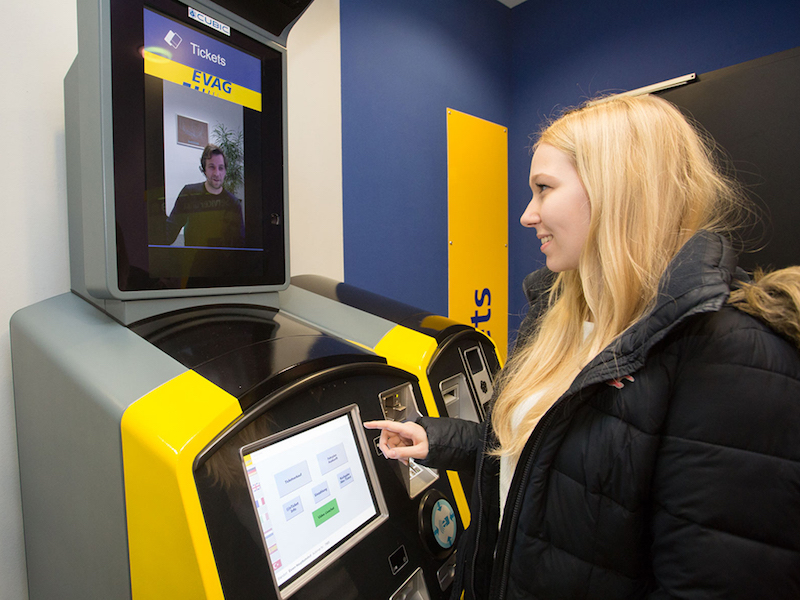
[64,0,312,325]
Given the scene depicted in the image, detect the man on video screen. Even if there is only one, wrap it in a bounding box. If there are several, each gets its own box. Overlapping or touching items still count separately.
[165,144,245,248]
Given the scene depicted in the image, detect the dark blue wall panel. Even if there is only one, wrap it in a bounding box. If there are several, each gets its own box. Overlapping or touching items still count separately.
[339,0,800,342]
[340,0,511,315]
[507,0,800,335]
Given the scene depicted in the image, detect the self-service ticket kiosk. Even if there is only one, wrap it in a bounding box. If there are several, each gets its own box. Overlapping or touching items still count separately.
[285,275,502,425]
[279,276,504,506]
[10,0,466,598]
[13,295,463,599]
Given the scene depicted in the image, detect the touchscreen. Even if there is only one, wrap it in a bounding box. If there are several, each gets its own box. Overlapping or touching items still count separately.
[241,406,387,597]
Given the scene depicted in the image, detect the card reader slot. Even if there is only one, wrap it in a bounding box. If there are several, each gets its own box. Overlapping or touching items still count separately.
[377,383,438,498]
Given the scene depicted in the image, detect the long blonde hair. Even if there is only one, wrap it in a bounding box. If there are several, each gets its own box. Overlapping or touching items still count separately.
[492,94,746,458]
[728,268,800,346]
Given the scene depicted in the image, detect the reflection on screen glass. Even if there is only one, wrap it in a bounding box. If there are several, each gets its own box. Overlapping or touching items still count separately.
[144,8,260,254]
[110,0,285,291]
[241,406,387,598]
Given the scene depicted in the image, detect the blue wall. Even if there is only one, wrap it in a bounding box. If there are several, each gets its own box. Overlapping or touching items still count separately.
[340,0,800,340]
[340,0,511,315]
[507,0,800,333]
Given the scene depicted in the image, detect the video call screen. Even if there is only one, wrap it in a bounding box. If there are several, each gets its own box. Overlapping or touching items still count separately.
[110,0,286,291]
[241,406,388,599]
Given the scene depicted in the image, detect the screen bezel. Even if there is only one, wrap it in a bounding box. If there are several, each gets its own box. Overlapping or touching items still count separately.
[239,405,389,599]
[107,0,289,297]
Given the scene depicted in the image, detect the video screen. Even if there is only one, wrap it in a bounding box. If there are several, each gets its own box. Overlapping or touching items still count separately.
[110,0,286,291]
[240,406,388,598]
[144,7,259,252]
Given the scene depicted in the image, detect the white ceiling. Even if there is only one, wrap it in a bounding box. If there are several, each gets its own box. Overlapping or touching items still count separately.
[496,0,528,7]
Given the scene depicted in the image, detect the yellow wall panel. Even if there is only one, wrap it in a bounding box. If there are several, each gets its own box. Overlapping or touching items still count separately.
[447,109,508,360]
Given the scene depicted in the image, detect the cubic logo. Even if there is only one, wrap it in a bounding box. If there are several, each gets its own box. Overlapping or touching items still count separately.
[164,30,182,49]
[188,6,231,36]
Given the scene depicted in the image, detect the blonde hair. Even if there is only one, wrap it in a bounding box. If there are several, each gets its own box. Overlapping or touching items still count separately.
[492,94,746,458]
[728,268,800,346]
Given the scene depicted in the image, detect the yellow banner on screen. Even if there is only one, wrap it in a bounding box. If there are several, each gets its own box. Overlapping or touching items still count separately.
[144,50,262,112]
[447,109,508,361]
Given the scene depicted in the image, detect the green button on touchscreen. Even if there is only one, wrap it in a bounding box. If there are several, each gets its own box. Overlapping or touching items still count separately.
[313,499,340,527]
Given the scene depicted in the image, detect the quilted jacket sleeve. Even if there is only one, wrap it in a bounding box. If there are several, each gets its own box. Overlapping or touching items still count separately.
[649,307,800,598]
[416,416,485,474]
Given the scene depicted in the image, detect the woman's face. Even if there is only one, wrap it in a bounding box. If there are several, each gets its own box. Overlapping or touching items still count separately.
[520,143,591,272]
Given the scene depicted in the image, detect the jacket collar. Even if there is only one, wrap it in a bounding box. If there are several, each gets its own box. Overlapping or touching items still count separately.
[565,230,738,393]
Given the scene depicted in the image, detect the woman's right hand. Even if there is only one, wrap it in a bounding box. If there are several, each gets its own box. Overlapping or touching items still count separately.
[363,420,429,463]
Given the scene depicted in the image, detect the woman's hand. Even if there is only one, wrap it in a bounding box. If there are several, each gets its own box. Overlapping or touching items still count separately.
[363,420,429,463]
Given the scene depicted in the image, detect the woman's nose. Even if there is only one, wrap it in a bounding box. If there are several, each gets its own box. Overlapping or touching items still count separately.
[520,198,540,228]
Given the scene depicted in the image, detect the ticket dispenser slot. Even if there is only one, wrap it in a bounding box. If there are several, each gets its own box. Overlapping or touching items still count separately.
[391,567,432,600]
[378,383,439,498]
[438,373,480,422]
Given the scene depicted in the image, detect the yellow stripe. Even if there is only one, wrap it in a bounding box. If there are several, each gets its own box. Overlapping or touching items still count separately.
[144,51,262,112]
[446,471,471,529]
[373,326,439,391]
[447,108,508,361]
[375,326,471,528]
[121,370,242,599]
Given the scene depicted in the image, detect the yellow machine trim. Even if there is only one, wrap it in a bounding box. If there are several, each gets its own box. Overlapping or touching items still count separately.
[418,314,505,372]
[445,472,471,530]
[374,325,439,387]
[121,370,242,599]
[375,326,472,528]
[447,108,509,362]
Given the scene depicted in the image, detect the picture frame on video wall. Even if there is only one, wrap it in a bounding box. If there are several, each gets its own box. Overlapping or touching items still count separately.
[176,115,208,148]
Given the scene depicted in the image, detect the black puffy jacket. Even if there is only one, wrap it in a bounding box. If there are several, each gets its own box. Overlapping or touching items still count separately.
[420,231,800,599]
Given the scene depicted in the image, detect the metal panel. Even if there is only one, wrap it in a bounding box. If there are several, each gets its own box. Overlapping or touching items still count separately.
[10,293,186,599]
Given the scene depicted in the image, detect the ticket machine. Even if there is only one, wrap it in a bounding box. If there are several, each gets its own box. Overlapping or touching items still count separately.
[11,0,465,598]
[280,276,504,508]
[285,275,502,425]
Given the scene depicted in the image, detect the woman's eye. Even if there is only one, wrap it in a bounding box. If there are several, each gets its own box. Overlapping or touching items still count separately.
[536,184,549,192]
